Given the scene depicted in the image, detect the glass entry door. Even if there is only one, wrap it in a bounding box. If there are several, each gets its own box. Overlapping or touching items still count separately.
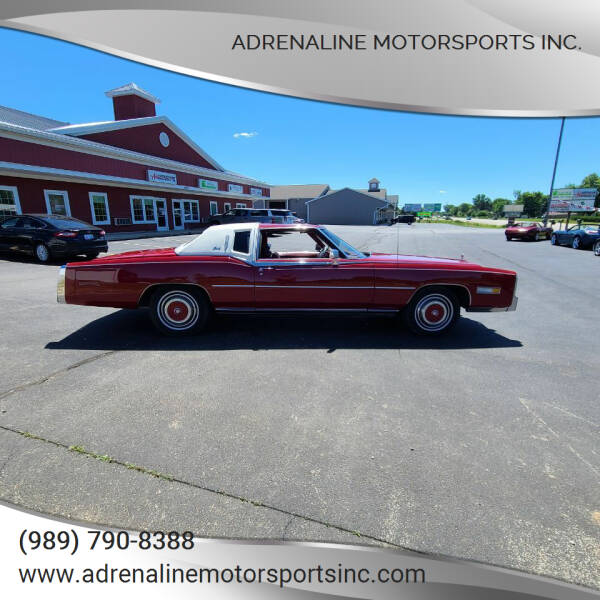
[172,200,184,230]
[155,199,168,230]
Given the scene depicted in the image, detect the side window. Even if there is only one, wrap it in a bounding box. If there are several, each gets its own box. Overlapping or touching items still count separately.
[1,217,19,228]
[21,218,36,229]
[233,230,251,254]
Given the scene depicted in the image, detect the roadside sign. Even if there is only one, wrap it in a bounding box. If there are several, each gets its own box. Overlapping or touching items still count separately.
[403,203,422,212]
[417,211,432,217]
[549,188,596,212]
[423,203,442,212]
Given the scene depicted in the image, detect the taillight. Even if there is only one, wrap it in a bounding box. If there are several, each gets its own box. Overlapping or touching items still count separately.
[55,231,77,238]
[99,230,106,237]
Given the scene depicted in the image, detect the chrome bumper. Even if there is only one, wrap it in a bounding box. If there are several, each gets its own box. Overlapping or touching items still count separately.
[57,265,66,304]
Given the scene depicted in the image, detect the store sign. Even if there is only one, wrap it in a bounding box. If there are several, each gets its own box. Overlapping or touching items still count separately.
[424,203,442,212]
[403,203,422,212]
[250,187,263,196]
[198,178,219,190]
[228,183,244,193]
[549,188,596,212]
[147,170,177,185]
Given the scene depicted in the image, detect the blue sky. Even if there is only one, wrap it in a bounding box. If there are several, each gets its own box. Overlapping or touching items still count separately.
[2,27,599,206]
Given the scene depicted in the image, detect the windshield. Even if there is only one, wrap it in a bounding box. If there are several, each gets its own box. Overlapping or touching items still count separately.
[320,228,365,259]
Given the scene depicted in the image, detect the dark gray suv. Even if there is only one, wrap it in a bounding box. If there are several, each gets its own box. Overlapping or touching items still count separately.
[206,208,295,225]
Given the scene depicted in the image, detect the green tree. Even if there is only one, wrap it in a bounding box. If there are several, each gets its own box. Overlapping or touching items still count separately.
[492,198,510,216]
[472,193,492,211]
[580,173,600,208]
[518,191,547,218]
[444,204,460,216]
[458,202,472,216]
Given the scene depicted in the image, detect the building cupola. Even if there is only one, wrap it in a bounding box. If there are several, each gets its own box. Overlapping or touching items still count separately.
[368,177,380,192]
[105,83,160,121]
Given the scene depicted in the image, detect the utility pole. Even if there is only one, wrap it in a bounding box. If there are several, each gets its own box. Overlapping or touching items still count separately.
[546,116,566,225]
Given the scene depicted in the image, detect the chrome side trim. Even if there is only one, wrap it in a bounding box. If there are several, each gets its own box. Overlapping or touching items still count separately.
[376,286,416,290]
[255,285,372,289]
[57,266,66,304]
[212,284,253,288]
[215,307,396,313]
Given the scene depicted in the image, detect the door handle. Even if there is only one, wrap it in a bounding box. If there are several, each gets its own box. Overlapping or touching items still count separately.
[258,266,275,275]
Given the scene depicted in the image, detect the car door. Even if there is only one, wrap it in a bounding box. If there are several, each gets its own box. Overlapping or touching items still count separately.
[253,229,373,309]
[18,217,43,253]
[254,258,374,309]
[0,216,20,250]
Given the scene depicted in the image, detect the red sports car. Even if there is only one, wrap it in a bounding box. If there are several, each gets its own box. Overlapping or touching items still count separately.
[57,223,518,336]
[505,222,553,241]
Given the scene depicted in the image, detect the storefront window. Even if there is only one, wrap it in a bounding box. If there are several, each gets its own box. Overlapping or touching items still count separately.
[181,200,200,222]
[0,186,21,218]
[89,192,110,225]
[131,196,157,223]
[210,201,218,215]
[44,190,70,216]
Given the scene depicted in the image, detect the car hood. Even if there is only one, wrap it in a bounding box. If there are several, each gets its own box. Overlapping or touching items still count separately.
[367,253,515,274]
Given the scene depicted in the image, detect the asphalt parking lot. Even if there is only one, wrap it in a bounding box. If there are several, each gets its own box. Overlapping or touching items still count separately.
[0,224,598,589]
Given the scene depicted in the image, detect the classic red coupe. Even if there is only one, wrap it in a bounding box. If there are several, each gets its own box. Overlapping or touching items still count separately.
[57,223,518,336]
[505,222,553,241]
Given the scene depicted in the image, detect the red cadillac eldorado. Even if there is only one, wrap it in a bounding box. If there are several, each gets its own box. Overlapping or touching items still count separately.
[57,223,518,336]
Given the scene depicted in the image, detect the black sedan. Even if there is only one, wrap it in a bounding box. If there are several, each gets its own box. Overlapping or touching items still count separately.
[550,225,600,250]
[0,214,108,263]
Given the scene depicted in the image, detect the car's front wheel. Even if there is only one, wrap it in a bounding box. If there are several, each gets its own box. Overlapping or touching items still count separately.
[34,243,51,263]
[594,240,600,256]
[572,236,582,249]
[403,288,459,336]
[551,234,558,245]
[149,287,209,336]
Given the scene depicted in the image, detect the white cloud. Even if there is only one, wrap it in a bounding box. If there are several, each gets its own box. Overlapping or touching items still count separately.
[233,131,258,138]
[439,190,447,194]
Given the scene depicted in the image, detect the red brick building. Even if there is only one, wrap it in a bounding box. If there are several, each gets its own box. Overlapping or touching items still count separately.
[0,83,269,232]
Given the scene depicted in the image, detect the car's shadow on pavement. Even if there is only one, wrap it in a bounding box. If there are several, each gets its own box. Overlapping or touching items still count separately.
[46,309,522,351]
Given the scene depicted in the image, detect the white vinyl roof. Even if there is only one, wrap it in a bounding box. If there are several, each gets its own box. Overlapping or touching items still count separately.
[175,223,259,256]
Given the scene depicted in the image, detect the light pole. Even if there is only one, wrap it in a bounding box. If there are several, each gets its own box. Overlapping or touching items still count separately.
[546,116,566,225]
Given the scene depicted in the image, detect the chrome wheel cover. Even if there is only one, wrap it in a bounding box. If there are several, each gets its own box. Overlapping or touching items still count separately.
[156,290,199,331]
[414,294,454,332]
[573,237,580,249]
[36,244,49,261]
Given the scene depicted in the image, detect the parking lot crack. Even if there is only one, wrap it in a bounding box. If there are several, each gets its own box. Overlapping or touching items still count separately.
[0,351,118,401]
[0,425,418,552]
[519,398,600,481]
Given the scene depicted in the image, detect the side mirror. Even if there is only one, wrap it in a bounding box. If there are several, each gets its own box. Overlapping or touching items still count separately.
[330,249,340,262]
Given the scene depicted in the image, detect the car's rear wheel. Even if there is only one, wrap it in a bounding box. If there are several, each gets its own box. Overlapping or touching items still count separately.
[572,236,582,249]
[34,243,51,263]
[403,287,459,336]
[149,288,209,336]
[551,234,558,245]
[505,236,512,241]
[594,240,600,256]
